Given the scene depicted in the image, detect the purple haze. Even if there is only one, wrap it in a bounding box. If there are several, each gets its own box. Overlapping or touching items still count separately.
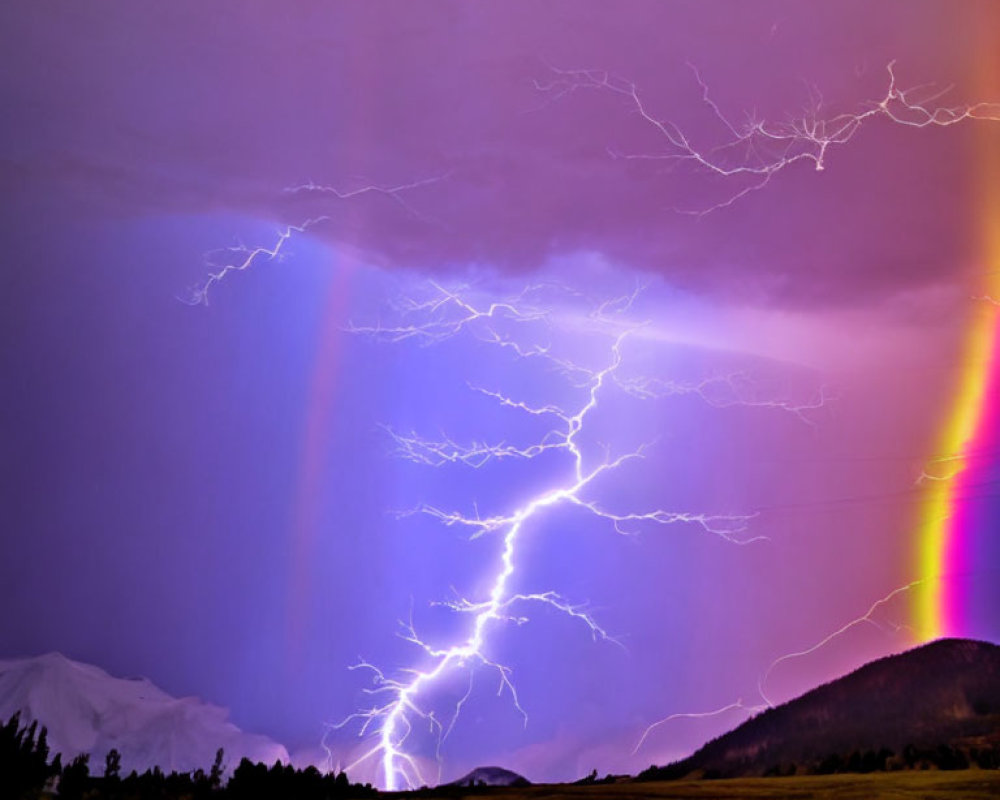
[1,0,998,785]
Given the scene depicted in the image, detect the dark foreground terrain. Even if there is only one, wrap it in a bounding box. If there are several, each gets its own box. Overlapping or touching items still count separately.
[642,638,1000,780]
[4,640,999,798]
[425,772,1000,800]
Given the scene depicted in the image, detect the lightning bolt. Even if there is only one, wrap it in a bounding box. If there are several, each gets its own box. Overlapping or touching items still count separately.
[632,699,766,756]
[756,580,921,709]
[184,175,446,305]
[186,217,331,306]
[336,282,776,789]
[185,232,823,785]
[536,61,1000,215]
[633,580,919,757]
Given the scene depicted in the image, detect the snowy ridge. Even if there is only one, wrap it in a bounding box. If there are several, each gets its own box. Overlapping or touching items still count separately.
[0,653,288,775]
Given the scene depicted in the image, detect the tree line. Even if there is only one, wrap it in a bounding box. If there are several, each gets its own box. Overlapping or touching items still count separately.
[2,712,379,800]
[638,741,1000,781]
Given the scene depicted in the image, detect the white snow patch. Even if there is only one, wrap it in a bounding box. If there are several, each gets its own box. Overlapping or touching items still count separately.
[0,652,289,775]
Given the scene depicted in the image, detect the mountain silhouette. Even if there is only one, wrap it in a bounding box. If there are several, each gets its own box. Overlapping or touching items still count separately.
[641,638,1000,779]
[0,652,288,775]
[446,766,530,787]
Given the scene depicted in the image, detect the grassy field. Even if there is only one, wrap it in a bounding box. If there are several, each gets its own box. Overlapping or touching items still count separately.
[426,771,1000,800]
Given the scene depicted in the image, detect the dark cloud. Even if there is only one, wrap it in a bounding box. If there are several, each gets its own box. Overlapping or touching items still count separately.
[2,1,994,306]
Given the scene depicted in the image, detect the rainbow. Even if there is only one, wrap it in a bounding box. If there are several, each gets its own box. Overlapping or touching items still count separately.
[914,44,1000,640]
[287,256,354,662]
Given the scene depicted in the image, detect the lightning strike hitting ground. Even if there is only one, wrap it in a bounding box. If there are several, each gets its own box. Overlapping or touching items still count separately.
[337,283,773,789]
[536,61,1000,215]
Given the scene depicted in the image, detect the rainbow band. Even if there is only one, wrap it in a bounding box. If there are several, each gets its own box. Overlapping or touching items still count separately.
[914,43,1000,639]
[915,305,1000,639]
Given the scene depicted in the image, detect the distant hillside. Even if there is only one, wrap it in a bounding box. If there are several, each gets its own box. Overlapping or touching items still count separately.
[0,652,288,775]
[446,766,530,787]
[641,638,1000,779]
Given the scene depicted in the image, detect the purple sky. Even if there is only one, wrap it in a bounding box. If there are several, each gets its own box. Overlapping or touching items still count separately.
[2,0,998,786]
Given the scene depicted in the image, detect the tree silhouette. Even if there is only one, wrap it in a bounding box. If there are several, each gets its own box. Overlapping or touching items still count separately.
[59,753,91,800]
[104,748,121,780]
[209,747,225,789]
[0,712,61,799]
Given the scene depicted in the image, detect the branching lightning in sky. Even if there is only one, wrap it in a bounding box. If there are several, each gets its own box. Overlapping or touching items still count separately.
[530,58,1000,763]
[631,580,919,756]
[755,580,920,708]
[336,282,784,789]
[187,217,329,306]
[632,699,766,756]
[536,61,1000,215]
[185,175,445,305]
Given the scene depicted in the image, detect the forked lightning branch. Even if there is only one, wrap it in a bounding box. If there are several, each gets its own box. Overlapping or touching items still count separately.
[335,281,801,790]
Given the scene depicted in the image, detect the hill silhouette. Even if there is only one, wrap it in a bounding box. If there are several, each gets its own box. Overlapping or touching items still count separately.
[641,638,1000,779]
[446,766,530,787]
